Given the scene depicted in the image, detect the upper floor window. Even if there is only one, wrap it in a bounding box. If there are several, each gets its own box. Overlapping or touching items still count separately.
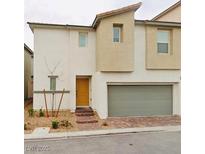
[157,30,170,53]
[113,24,123,42]
[79,32,88,47]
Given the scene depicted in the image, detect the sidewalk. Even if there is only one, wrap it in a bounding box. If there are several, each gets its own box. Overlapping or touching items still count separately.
[24,125,180,141]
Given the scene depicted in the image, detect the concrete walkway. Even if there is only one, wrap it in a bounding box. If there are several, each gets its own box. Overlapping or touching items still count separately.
[24,125,180,140]
[31,127,50,136]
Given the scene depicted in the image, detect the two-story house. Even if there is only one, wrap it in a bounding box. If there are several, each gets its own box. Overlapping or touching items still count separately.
[28,1,181,119]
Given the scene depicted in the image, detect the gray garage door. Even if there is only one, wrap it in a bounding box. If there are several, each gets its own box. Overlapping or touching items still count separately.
[108,85,172,117]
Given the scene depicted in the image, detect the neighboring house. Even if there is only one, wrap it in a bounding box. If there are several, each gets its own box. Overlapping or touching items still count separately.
[24,43,33,100]
[28,1,181,119]
[151,1,181,22]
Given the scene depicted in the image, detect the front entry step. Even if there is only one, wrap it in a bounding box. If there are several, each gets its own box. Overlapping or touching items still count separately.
[75,107,98,124]
[75,107,93,113]
[76,112,94,116]
[76,116,98,124]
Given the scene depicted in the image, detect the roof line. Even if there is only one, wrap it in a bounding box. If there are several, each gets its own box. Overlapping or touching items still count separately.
[24,43,33,55]
[135,19,181,24]
[151,1,181,21]
[135,20,181,27]
[27,22,92,28]
[28,3,142,31]
[27,22,94,33]
[27,19,181,34]
[27,2,180,31]
[92,2,142,28]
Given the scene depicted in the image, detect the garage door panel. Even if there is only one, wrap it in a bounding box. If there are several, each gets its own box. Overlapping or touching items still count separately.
[108,85,172,117]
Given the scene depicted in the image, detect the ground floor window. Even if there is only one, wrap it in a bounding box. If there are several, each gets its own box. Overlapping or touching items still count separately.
[48,75,58,91]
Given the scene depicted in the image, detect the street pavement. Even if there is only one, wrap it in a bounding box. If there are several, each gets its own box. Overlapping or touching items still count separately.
[25,131,180,154]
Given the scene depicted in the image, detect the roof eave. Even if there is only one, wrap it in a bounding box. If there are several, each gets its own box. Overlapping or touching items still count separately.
[92,2,142,28]
[135,20,181,27]
[24,43,33,55]
[151,1,181,21]
[27,22,94,32]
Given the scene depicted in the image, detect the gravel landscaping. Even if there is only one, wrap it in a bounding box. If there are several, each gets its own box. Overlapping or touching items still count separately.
[24,102,181,134]
[24,103,78,133]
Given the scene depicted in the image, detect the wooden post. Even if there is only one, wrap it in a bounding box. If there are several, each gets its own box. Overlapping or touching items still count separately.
[43,89,49,117]
[51,92,54,117]
[56,88,65,117]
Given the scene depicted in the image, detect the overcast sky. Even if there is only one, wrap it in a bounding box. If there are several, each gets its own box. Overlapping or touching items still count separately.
[24,0,179,50]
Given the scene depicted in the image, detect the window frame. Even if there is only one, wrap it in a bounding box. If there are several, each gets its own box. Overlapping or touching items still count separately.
[113,24,123,43]
[48,75,58,91]
[113,27,121,43]
[157,29,171,54]
[79,32,88,47]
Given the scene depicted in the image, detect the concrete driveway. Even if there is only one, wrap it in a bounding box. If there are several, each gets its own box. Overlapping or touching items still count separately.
[25,131,180,154]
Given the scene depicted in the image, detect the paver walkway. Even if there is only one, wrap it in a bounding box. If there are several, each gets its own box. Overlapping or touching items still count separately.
[106,115,180,128]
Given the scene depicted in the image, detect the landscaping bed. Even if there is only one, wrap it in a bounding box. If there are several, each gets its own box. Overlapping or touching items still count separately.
[24,103,78,133]
[24,102,181,134]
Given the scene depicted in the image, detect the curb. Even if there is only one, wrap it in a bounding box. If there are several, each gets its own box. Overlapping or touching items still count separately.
[24,125,180,141]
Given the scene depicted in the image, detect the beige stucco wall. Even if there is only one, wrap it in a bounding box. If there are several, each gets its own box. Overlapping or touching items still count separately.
[24,49,33,99]
[146,25,181,69]
[96,11,135,71]
[156,5,181,22]
[92,24,181,119]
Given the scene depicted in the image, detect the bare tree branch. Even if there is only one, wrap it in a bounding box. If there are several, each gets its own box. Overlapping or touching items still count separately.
[44,56,52,74]
[44,56,62,76]
[57,70,65,82]
[52,60,61,74]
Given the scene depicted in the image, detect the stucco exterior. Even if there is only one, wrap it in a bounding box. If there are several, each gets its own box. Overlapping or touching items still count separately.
[33,28,96,110]
[155,5,181,22]
[93,25,180,118]
[30,2,181,119]
[146,25,181,69]
[32,24,180,119]
[96,11,135,72]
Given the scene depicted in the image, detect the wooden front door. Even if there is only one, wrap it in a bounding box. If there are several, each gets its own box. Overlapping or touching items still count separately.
[76,78,89,106]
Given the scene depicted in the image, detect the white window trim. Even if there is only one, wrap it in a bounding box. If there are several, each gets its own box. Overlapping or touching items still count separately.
[157,30,171,55]
[113,27,121,43]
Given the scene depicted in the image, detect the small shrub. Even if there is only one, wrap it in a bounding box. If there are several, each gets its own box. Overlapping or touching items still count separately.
[39,108,45,117]
[60,120,73,128]
[28,108,34,117]
[52,120,59,129]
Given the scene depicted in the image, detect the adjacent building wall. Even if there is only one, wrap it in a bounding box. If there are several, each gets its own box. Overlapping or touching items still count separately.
[96,11,135,72]
[155,5,181,22]
[24,47,33,100]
